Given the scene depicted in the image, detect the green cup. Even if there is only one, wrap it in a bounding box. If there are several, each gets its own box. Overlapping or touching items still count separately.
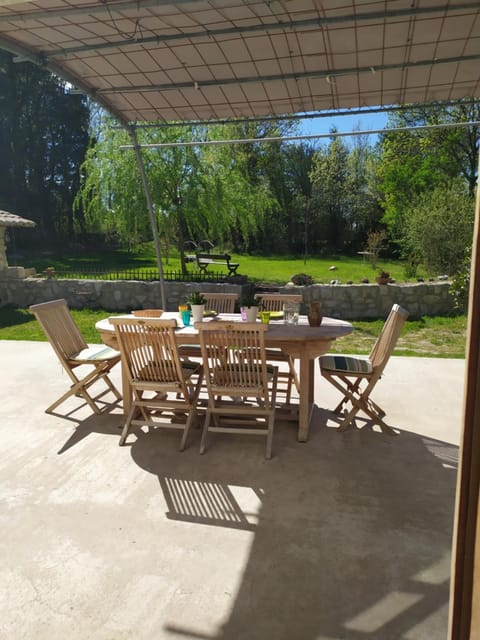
[260,311,271,324]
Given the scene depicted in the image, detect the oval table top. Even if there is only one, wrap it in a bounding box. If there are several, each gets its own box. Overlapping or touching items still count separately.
[95,312,353,342]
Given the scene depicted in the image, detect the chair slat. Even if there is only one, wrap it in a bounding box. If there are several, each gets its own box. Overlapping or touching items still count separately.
[200,293,239,314]
[255,293,302,312]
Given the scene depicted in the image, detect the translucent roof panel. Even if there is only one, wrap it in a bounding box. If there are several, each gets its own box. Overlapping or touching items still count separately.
[0,0,478,125]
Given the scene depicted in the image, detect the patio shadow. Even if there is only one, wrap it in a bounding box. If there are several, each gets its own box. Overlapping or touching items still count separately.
[128,409,457,640]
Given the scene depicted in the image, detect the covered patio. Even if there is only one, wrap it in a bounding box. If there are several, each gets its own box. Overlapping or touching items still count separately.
[0,1,479,636]
[1,339,462,639]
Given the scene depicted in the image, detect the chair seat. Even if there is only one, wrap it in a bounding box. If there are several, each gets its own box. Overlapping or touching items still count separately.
[72,345,120,363]
[211,362,277,389]
[135,359,201,383]
[320,354,373,374]
[264,347,290,361]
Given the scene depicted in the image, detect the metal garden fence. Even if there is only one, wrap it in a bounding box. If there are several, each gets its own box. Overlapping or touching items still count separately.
[53,268,232,282]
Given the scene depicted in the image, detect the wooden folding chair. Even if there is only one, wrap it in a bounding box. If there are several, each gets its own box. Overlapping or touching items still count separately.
[319,304,409,434]
[29,299,121,415]
[255,293,302,312]
[254,293,302,403]
[200,292,239,314]
[197,322,278,459]
[109,317,204,450]
[178,292,240,360]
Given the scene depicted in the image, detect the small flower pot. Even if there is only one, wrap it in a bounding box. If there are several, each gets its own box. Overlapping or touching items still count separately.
[241,306,259,322]
[191,304,205,323]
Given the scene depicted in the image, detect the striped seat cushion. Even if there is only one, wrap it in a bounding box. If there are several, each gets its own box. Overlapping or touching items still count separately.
[320,354,373,374]
[72,345,120,362]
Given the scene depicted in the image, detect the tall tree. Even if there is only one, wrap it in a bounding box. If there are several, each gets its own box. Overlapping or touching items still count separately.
[75,121,274,269]
[225,120,296,253]
[309,134,351,253]
[0,51,90,244]
[346,132,384,248]
[377,100,479,240]
[282,143,316,256]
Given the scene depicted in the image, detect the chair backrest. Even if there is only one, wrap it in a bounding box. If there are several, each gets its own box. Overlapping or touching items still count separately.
[197,322,271,400]
[109,317,186,390]
[200,292,239,314]
[369,304,409,373]
[255,293,303,312]
[29,299,87,363]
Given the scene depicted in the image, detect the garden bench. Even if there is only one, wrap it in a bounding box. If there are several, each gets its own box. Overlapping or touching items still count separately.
[195,253,239,275]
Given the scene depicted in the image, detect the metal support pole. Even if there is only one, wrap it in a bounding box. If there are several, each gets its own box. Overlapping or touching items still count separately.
[128,126,166,309]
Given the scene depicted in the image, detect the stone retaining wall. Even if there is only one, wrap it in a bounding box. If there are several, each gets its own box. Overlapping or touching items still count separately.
[0,275,456,319]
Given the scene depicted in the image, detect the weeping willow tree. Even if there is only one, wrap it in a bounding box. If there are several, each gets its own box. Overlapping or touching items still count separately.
[74,119,277,272]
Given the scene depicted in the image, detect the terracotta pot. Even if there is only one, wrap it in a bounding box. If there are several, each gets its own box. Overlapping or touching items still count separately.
[308,302,322,326]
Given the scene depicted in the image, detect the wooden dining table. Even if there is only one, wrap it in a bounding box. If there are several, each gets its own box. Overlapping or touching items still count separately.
[95,312,353,442]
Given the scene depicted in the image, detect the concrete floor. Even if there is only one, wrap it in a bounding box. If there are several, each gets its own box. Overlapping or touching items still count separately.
[0,340,464,640]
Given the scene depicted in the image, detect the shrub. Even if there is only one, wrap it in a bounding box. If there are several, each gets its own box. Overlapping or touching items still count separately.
[450,254,471,313]
[291,273,313,286]
[403,182,475,276]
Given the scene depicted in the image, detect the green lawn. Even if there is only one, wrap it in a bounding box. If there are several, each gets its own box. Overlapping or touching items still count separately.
[0,307,466,358]
[5,246,462,357]
[13,245,427,284]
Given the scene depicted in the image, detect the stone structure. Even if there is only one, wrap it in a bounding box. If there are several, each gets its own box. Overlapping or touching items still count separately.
[0,211,36,274]
[0,274,456,319]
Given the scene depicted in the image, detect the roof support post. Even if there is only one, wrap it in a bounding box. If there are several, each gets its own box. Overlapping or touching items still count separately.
[128,126,166,310]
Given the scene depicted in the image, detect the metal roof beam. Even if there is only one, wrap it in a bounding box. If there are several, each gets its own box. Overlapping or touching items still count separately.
[96,54,480,96]
[41,3,480,60]
[0,33,46,66]
[119,120,480,150]
[0,0,206,23]
[0,33,129,126]
[121,99,480,129]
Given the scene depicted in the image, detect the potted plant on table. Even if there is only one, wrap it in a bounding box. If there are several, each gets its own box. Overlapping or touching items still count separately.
[240,293,261,322]
[186,291,207,323]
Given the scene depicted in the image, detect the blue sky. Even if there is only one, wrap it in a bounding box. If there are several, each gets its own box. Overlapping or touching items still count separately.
[297,110,389,145]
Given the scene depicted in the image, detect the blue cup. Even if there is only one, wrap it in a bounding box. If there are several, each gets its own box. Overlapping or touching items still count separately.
[181,309,191,326]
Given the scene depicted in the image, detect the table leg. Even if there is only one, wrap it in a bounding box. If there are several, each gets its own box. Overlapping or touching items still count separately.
[298,356,315,442]
[120,357,132,415]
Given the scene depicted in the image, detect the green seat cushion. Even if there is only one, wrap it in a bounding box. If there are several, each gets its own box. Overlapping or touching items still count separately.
[320,354,373,374]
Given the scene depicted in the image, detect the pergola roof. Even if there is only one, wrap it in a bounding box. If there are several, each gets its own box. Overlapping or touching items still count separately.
[0,0,479,126]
